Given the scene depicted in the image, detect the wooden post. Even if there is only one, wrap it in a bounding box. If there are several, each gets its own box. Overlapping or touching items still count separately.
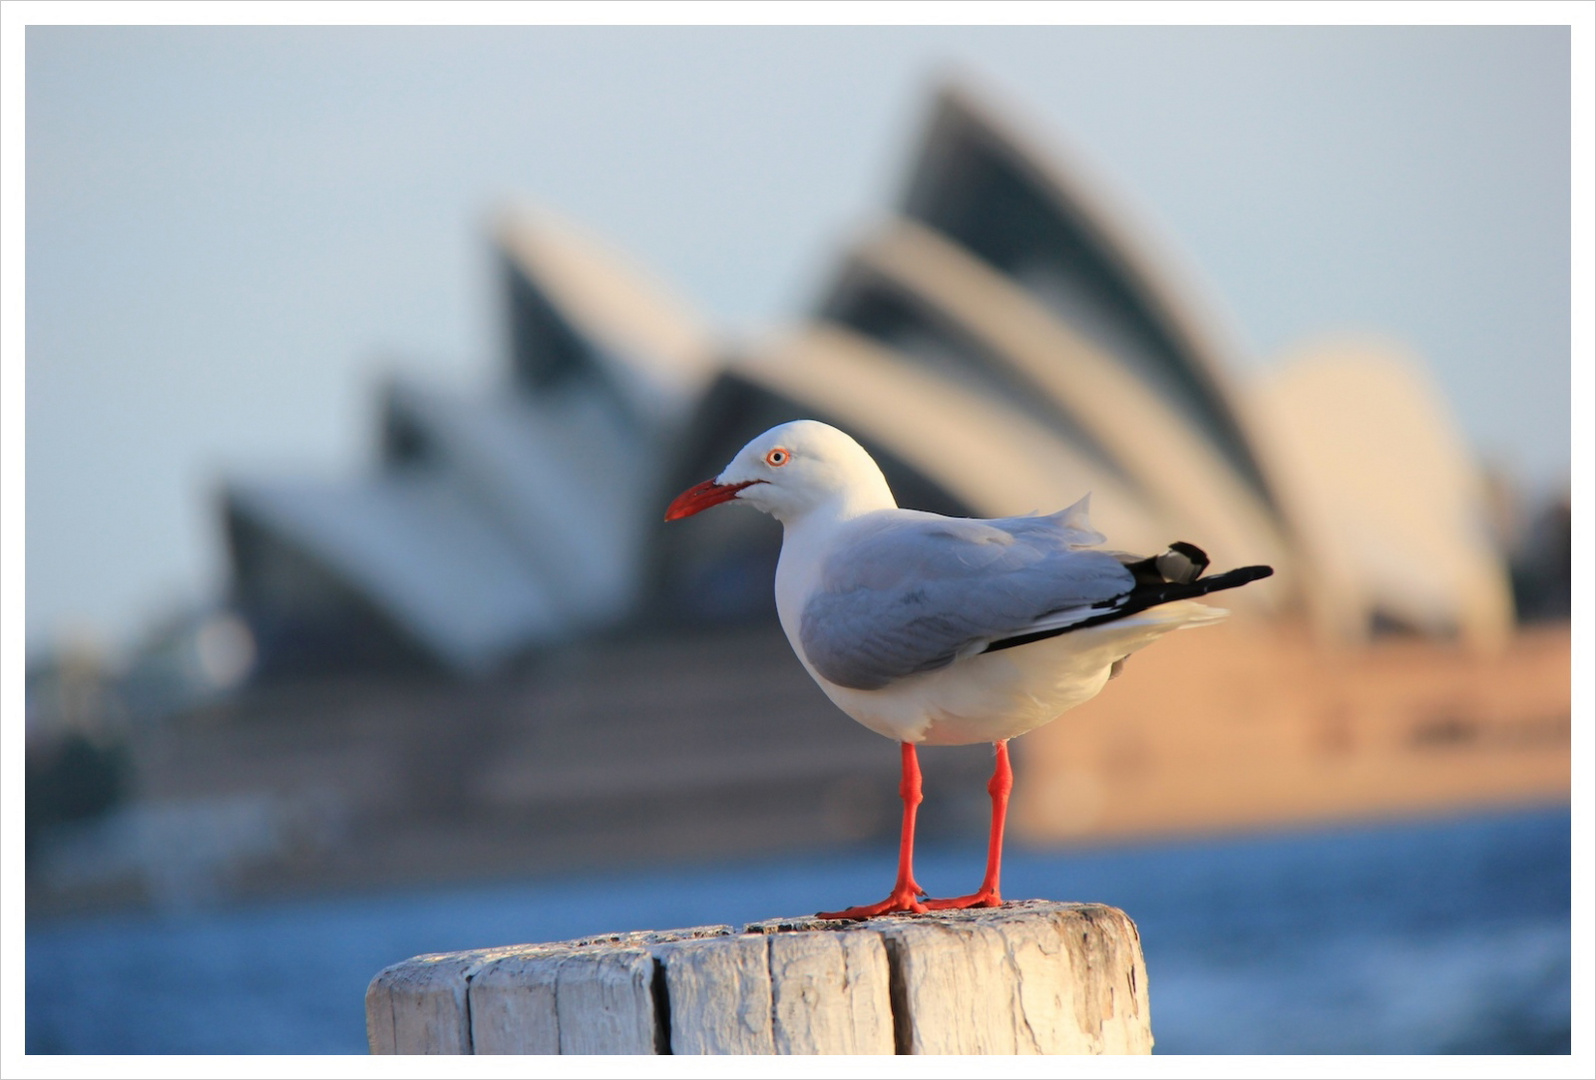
[366,900,1152,1055]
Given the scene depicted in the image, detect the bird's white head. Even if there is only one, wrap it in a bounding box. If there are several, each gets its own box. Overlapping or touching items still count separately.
[665,420,897,526]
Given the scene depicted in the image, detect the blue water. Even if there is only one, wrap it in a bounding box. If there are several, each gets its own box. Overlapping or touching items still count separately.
[26,807,1571,1054]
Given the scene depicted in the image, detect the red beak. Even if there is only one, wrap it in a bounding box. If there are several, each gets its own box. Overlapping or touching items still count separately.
[665,478,761,521]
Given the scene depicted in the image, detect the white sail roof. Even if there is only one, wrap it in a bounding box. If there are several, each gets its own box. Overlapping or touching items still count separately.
[1249,341,1515,649]
[226,206,717,674]
[494,205,716,432]
[382,377,652,628]
[822,219,1290,612]
[228,473,560,674]
[899,81,1285,521]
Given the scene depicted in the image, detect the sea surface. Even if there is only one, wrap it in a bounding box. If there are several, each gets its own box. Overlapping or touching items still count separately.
[26,806,1572,1055]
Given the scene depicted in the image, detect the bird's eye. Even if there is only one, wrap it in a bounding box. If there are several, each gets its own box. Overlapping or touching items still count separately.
[765,448,790,468]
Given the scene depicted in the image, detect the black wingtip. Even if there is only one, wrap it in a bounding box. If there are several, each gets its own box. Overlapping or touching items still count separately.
[1193,564,1274,593]
[983,561,1277,655]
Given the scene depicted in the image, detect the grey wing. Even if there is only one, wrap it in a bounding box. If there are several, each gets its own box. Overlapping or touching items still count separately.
[799,501,1136,691]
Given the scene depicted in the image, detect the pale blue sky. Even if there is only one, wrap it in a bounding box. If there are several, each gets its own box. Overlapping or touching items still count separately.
[24,26,1572,655]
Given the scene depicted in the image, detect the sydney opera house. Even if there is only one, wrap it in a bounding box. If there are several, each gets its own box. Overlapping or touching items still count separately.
[29,82,1567,908]
[225,84,1515,679]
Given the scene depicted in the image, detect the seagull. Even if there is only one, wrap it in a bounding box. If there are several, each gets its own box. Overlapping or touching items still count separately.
[665,420,1272,920]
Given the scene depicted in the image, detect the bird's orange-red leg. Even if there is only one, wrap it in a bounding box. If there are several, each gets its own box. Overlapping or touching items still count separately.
[818,741,928,920]
[925,739,1011,910]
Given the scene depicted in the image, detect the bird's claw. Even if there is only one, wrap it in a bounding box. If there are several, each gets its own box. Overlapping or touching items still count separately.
[922,890,1003,911]
[816,888,929,921]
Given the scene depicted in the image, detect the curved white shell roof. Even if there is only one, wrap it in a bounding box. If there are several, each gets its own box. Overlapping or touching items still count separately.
[1250,341,1515,649]
[229,474,559,674]
[494,205,716,430]
[824,219,1290,611]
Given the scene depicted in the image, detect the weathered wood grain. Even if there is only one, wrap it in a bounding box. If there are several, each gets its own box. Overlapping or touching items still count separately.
[464,944,566,1054]
[655,934,774,1054]
[554,945,659,1054]
[365,945,524,1054]
[873,901,1152,1054]
[465,926,732,1055]
[367,901,1151,1054]
[765,927,894,1053]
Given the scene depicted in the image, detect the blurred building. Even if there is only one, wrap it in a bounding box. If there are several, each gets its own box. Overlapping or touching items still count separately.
[225,209,716,679]
[221,83,1515,679]
[27,80,1567,915]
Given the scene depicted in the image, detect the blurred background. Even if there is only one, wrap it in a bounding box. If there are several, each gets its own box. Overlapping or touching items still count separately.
[23,25,1573,1054]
